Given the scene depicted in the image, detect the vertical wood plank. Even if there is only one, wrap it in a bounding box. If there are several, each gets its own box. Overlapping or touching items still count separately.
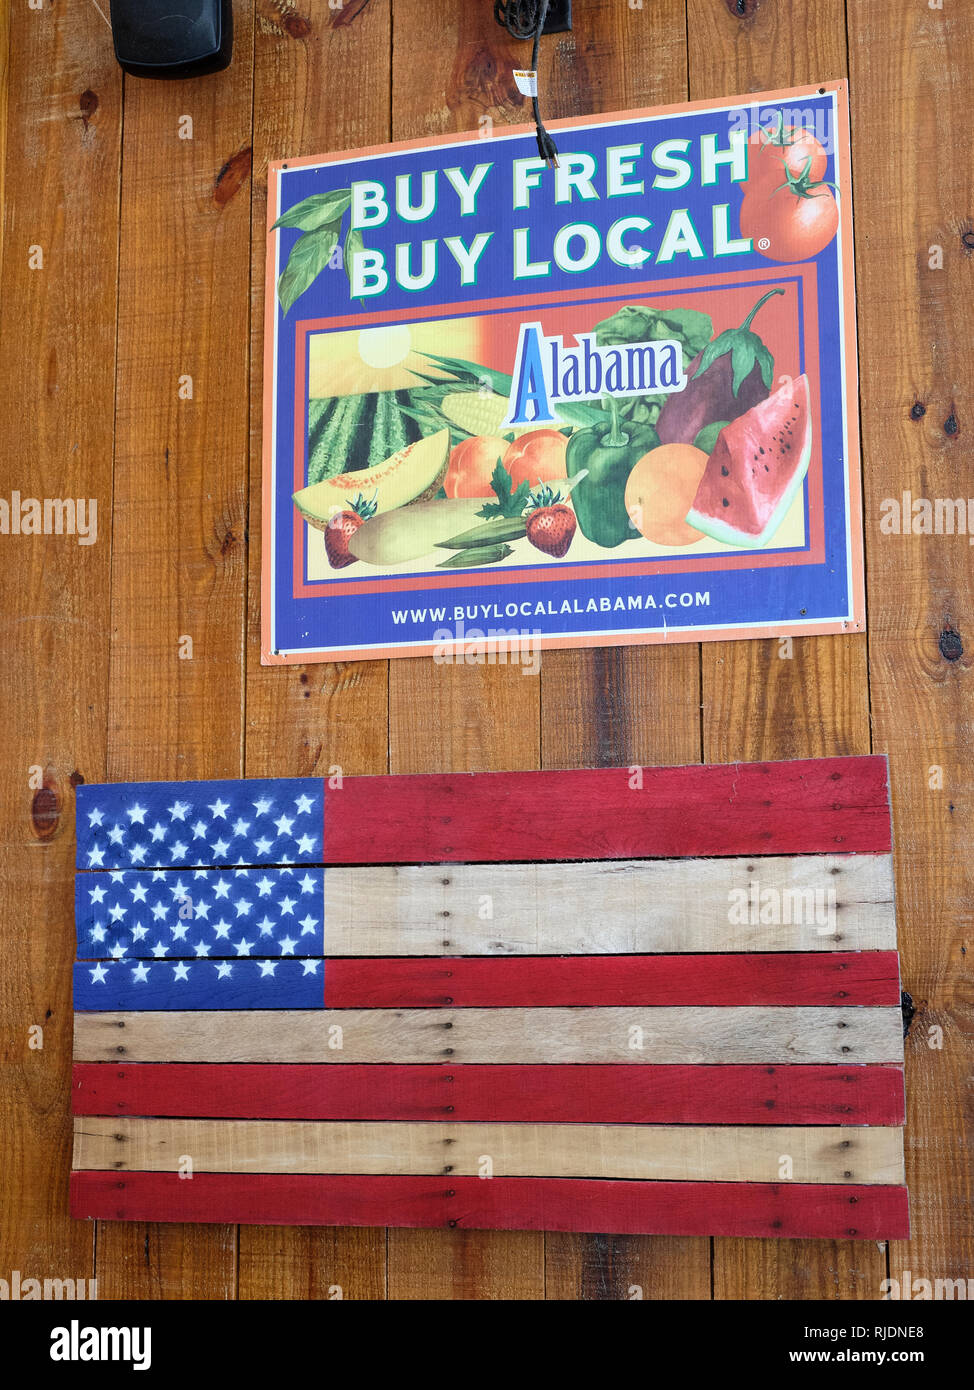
[686,0,883,1300]
[533,0,710,1303]
[0,0,119,1289]
[846,0,974,1291]
[96,3,255,1299]
[237,0,392,1301]
[385,0,546,1301]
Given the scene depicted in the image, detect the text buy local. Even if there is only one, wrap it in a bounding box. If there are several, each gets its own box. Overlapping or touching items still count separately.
[346,134,753,297]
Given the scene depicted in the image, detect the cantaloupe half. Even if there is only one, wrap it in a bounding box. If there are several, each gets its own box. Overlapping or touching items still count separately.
[293,429,450,531]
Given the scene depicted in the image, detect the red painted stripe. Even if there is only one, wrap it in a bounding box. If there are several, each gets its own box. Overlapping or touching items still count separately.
[323,953,901,1008]
[71,1062,906,1126]
[70,1171,910,1239]
[322,757,891,863]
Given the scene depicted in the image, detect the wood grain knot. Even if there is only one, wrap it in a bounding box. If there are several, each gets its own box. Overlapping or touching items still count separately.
[725,0,760,16]
[283,12,312,39]
[214,148,252,208]
[79,90,98,130]
[939,626,963,661]
[31,784,60,840]
[909,401,926,421]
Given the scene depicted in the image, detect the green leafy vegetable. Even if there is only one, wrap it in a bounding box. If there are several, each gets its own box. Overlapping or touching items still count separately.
[277,222,342,315]
[271,190,352,232]
[591,303,714,427]
[478,462,532,520]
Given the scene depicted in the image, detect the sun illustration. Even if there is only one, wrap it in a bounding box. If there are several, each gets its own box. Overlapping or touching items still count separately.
[308,316,483,398]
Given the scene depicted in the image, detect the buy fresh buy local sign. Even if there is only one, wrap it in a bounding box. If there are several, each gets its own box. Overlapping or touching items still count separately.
[262,84,863,665]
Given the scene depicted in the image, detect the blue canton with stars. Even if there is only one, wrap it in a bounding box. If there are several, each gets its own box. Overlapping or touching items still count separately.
[75,866,325,959]
[73,957,325,1010]
[76,778,323,870]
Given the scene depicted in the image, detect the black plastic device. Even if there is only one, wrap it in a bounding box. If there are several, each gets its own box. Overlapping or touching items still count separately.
[108,0,233,79]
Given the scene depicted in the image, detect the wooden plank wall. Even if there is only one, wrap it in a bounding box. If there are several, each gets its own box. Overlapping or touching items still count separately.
[0,0,970,1301]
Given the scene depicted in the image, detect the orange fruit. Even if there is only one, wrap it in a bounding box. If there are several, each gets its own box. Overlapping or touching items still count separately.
[625,444,710,547]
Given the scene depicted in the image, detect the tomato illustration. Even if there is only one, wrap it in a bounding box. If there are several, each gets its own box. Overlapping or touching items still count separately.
[746,123,828,196]
[741,181,839,263]
[502,429,569,489]
[443,435,510,498]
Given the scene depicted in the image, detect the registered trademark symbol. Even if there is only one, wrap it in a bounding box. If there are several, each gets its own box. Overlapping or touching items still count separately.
[758,237,771,250]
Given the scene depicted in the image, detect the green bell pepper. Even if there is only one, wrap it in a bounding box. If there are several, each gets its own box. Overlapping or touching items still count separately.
[566,397,660,548]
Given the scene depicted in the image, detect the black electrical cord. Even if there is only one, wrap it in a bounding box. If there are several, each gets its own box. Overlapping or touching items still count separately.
[494,0,560,167]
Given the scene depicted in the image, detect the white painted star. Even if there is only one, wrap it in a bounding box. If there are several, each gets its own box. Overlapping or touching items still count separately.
[234,898,253,918]
[274,813,294,836]
[130,881,149,903]
[299,914,318,936]
[129,844,147,864]
[208,797,230,819]
[110,942,127,959]
[256,876,274,897]
[107,824,126,846]
[170,840,187,858]
[257,916,275,937]
[89,963,108,983]
[127,803,147,824]
[169,878,190,899]
[149,822,167,842]
[194,941,211,957]
[168,800,189,821]
[152,869,167,882]
[89,884,107,904]
[90,924,107,943]
[295,834,316,855]
[211,838,230,858]
[151,902,168,922]
[151,942,169,958]
[192,819,208,839]
[87,807,104,827]
[110,870,126,884]
[131,962,150,983]
[232,818,250,837]
[131,925,148,941]
[294,794,314,815]
[108,903,127,922]
[234,938,253,956]
[171,922,189,942]
[254,837,272,855]
[298,874,315,894]
[215,961,233,980]
[278,936,297,955]
[301,959,319,976]
[212,878,231,899]
[173,962,190,981]
[87,847,105,867]
[192,900,210,920]
[213,918,232,940]
[253,797,272,816]
[259,960,277,977]
[278,896,296,916]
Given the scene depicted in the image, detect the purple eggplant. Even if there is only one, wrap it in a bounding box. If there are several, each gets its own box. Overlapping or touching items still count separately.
[656,288,784,445]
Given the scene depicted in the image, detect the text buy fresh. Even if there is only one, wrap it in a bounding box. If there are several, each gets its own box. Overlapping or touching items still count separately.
[346,133,752,297]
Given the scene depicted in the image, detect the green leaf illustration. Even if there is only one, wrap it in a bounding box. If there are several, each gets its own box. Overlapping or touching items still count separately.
[271,189,351,232]
[277,221,341,314]
[343,228,365,298]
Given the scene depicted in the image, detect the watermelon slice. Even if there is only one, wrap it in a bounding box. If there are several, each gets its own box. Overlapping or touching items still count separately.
[685,375,812,548]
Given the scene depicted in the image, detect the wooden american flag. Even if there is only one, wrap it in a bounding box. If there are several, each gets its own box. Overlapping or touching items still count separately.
[70,757,908,1240]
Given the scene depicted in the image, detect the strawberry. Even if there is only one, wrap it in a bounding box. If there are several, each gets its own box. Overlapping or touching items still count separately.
[524,484,576,558]
[324,492,377,569]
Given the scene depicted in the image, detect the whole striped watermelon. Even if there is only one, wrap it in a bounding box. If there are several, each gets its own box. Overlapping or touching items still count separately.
[686,375,812,548]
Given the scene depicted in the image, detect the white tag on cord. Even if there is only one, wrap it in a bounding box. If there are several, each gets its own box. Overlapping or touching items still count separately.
[513,69,539,97]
